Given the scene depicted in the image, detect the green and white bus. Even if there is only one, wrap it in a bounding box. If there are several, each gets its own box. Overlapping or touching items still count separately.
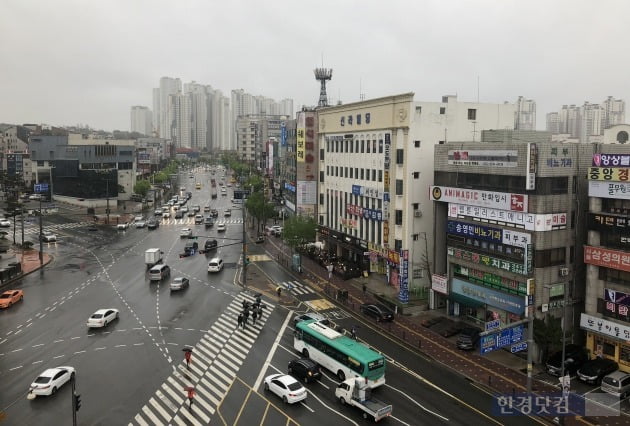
[293,320,386,388]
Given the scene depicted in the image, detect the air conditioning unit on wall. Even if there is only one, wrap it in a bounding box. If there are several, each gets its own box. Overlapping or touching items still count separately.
[414,211,422,218]
[560,267,569,277]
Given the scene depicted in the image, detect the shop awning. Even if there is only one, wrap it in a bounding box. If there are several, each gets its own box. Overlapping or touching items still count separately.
[449,293,485,308]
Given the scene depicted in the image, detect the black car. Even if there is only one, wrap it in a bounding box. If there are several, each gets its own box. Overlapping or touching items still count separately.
[288,358,321,383]
[546,344,588,376]
[174,211,184,219]
[210,209,219,218]
[204,217,214,227]
[204,239,218,251]
[147,219,159,230]
[577,358,619,385]
[360,303,394,322]
[456,327,481,351]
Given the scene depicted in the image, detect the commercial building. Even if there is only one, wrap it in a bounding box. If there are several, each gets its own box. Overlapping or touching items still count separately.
[431,134,592,344]
[316,93,517,301]
[583,128,630,372]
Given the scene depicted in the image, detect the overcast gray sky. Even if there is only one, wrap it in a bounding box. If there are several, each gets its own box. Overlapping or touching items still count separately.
[1,0,628,132]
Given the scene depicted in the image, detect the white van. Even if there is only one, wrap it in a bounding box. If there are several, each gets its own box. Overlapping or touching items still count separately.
[149,264,171,281]
[207,258,224,273]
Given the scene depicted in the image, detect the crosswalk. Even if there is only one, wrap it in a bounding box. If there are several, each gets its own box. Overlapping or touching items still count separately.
[129,293,274,426]
[152,218,243,226]
[280,280,315,296]
[20,221,92,235]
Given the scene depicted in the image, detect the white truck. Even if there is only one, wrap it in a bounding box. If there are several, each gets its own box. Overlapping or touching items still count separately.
[335,378,392,422]
[145,248,163,269]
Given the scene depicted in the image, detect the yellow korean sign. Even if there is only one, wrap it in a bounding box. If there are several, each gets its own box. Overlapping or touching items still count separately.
[588,167,630,182]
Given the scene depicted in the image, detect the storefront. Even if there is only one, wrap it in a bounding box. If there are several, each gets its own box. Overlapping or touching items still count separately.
[448,278,526,326]
[581,313,630,373]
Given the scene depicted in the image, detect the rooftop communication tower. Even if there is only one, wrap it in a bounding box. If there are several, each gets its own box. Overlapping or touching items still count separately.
[314,67,333,107]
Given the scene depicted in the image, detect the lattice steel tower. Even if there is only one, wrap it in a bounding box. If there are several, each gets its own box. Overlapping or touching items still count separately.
[314,68,333,107]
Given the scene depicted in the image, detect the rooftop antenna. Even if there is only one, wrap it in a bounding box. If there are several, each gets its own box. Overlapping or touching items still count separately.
[314,64,333,107]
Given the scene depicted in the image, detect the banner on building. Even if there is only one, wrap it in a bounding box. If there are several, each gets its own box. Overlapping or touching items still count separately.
[526,143,537,190]
[431,186,528,212]
[581,312,630,340]
[432,274,448,295]
[448,150,518,167]
[447,220,531,248]
[448,246,528,275]
[296,112,305,163]
[588,167,630,182]
[588,213,630,231]
[593,154,630,168]
[399,249,409,303]
[297,181,317,205]
[584,245,630,273]
[451,278,525,315]
[588,181,630,200]
[448,203,566,231]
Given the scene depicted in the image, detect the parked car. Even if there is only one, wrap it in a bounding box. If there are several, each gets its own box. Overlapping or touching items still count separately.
[29,194,42,201]
[264,374,307,404]
[288,358,321,383]
[29,366,75,396]
[0,218,10,227]
[40,232,57,242]
[86,308,119,328]
[180,228,193,238]
[577,358,619,385]
[270,225,282,236]
[546,344,588,376]
[456,327,481,350]
[170,277,190,291]
[0,289,24,308]
[359,303,394,322]
[602,371,630,398]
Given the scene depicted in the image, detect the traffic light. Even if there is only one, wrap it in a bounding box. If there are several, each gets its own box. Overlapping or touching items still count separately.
[74,393,81,412]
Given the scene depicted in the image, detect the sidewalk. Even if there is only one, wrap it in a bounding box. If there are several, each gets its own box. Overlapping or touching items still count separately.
[0,246,52,290]
[260,235,615,425]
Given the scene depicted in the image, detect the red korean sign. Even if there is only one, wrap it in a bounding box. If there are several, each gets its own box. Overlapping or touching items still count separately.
[584,245,630,273]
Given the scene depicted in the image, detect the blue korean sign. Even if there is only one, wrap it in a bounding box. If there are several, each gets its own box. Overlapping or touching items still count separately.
[398,249,409,303]
[362,208,383,222]
[480,325,525,354]
[34,183,49,193]
[485,319,501,331]
[452,278,525,315]
[511,342,528,353]
[281,122,287,147]
[447,220,503,244]
[284,182,296,192]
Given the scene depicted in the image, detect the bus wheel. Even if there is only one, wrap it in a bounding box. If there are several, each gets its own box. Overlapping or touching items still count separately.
[302,349,309,358]
[337,370,345,381]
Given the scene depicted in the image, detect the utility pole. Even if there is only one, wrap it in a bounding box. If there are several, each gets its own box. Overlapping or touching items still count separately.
[105,178,110,225]
[242,201,247,289]
[39,195,43,269]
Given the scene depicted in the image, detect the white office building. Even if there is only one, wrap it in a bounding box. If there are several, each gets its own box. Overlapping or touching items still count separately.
[130,106,152,136]
[515,96,536,131]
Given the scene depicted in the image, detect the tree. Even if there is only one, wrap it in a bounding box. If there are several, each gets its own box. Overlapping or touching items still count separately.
[283,216,317,251]
[134,180,151,197]
[244,192,275,233]
[533,316,566,362]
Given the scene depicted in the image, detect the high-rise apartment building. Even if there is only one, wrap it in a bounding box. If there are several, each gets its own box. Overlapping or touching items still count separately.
[130,106,152,136]
[515,96,536,130]
[602,96,625,129]
[546,112,561,134]
[549,98,626,143]
[154,77,181,139]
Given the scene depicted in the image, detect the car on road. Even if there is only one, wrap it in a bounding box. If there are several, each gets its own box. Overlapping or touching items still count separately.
[0,289,24,308]
[86,308,119,328]
[0,218,10,227]
[181,206,189,213]
[192,205,200,213]
[204,205,211,212]
[204,239,218,251]
[293,312,330,326]
[180,228,193,238]
[577,358,618,385]
[162,211,171,219]
[216,223,226,232]
[270,225,283,236]
[456,327,481,351]
[194,214,204,224]
[29,366,75,396]
[210,209,219,218]
[359,303,394,322]
[546,344,588,376]
[147,219,159,230]
[29,194,42,201]
[224,209,231,217]
[117,222,129,230]
[288,358,321,383]
[187,210,196,217]
[174,210,184,219]
[204,216,214,227]
[264,374,307,404]
[135,220,146,228]
[40,232,57,242]
[154,208,163,216]
[170,277,190,291]
[207,257,224,272]
[134,215,144,222]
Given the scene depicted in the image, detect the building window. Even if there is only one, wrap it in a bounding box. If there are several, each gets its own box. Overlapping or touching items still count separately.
[440,107,446,114]
[396,179,403,195]
[372,169,376,181]
[361,140,365,153]
[366,140,370,153]
[379,139,383,153]
[394,239,402,251]
[320,149,324,161]
[412,172,420,179]
[414,140,421,148]
[396,149,404,165]
[412,203,419,210]
[319,193,324,205]
[361,169,364,180]
[350,168,354,178]
[378,170,382,182]
[395,210,403,225]
[415,106,422,114]
[468,109,477,120]
[319,171,324,182]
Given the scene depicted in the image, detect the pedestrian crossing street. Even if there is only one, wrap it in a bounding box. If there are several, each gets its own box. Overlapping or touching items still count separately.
[154,218,243,226]
[129,292,274,426]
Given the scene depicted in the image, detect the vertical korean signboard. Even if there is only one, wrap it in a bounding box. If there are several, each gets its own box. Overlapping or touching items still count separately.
[296,112,305,163]
[399,249,409,303]
[526,143,537,190]
[383,134,391,246]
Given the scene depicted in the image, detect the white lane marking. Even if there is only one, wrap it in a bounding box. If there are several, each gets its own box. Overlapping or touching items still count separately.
[253,311,293,391]
[94,347,106,351]
[74,350,86,355]
[9,365,23,371]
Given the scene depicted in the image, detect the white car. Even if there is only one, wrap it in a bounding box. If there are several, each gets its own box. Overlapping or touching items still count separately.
[29,366,75,396]
[117,223,129,230]
[29,194,42,201]
[40,232,57,242]
[134,215,144,222]
[135,220,146,228]
[86,308,119,328]
[180,206,189,213]
[207,257,224,272]
[264,374,307,404]
[216,223,226,232]
[180,228,193,238]
[162,211,171,219]
[154,208,163,216]
[0,219,10,227]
